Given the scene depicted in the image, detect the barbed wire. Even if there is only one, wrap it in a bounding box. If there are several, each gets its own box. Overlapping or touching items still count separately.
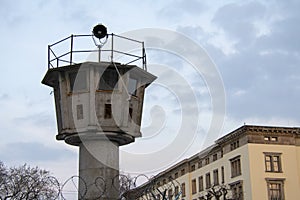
[1,173,182,200]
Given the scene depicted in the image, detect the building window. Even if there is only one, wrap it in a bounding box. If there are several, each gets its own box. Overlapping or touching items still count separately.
[163,179,166,185]
[230,140,240,151]
[192,179,197,194]
[205,173,211,189]
[191,164,196,172]
[181,183,186,197]
[264,153,282,172]
[264,136,270,141]
[230,155,242,178]
[230,181,243,200]
[175,186,179,196]
[213,169,219,185]
[213,154,218,161]
[181,169,185,176]
[98,68,119,90]
[198,160,203,168]
[221,166,225,184]
[264,136,278,142]
[199,176,204,192]
[168,188,173,200]
[266,179,285,200]
[205,157,210,165]
[104,104,112,119]
[69,71,87,92]
[174,172,178,179]
[221,150,224,158]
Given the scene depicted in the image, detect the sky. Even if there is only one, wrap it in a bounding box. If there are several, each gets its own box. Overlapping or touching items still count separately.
[0,0,300,191]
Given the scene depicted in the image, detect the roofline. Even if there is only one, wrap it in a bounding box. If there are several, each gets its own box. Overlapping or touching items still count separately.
[216,124,300,144]
[148,124,300,181]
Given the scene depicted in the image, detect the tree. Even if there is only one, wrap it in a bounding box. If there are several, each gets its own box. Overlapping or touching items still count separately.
[0,162,59,200]
[200,184,232,200]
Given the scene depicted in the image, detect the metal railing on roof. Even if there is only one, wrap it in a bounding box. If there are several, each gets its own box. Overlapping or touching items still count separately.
[48,33,147,70]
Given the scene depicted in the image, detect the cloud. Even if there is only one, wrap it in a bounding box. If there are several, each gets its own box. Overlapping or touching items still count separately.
[212,1,266,46]
[158,0,207,21]
[183,1,299,123]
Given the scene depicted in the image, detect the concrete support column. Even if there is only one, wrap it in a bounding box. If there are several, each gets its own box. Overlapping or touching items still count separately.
[79,140,119,200]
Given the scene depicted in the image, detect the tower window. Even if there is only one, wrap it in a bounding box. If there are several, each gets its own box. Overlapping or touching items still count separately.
[128,77,138,96]
[129,107,133,119]
[69,71,87,92]
[76,104,83,120]
[98,68,119,91]
[104,104,112,119]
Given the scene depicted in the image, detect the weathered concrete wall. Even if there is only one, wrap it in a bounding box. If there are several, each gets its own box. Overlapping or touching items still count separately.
[79,140,119,200]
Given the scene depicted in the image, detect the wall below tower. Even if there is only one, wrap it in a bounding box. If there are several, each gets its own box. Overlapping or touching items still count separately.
[79,139,119,200]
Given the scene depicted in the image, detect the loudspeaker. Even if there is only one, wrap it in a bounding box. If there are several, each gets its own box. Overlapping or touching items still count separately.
[93,24,107,39]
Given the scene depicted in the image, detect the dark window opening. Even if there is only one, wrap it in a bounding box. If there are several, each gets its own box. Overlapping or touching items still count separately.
[206,173,211,189]
[230,181,244,200]
[199,176,204,192]
[230,156,242,178]
[213,169,219,185]
[213,154,218,161]
[191,164,196,172]
[181,169,185,176]
[69,71,87,92]
[98,68,119,91]
[104,104,112,119]
[205,157,210,165]
[181,183,186,197]
[221,166,225,183]
[129,107,133,119]
[191,179,197,194]
[230,140,240,151]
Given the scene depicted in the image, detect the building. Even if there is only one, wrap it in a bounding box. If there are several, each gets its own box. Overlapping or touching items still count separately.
[134,125,300,200]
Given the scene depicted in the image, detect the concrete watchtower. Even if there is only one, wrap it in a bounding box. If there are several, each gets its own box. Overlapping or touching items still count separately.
[42,25,156,199]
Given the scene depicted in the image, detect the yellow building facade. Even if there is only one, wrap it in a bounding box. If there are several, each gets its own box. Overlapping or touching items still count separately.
[136,125,300,200]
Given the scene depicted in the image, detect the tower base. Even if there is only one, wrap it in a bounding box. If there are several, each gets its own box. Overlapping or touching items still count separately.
[79,140,119,200]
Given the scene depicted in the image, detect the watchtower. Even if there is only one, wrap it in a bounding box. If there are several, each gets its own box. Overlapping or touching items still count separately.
[42,25,156,199]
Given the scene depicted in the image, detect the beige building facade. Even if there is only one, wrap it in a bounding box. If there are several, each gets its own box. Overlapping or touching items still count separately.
[136,125,300,200]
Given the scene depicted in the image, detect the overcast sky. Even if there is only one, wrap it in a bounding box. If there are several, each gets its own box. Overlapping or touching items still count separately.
[0,0,299,187]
